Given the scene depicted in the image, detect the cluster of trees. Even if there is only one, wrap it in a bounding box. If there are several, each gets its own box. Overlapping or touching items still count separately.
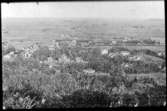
[2,43,166,109]
[3,69,166,108]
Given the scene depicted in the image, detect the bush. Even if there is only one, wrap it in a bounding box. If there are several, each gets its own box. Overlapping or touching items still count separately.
[88,56,113,73]
[62,62,88,74]
[148,85,166,106]
[3,82,44,109]
[32,46,51,61]
[122,94,138,107]
[135,93,149,106]
[62,89,111,108]
[125,61,161,74]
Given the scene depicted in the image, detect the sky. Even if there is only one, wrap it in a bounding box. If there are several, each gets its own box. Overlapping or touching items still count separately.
[1,1,165,19]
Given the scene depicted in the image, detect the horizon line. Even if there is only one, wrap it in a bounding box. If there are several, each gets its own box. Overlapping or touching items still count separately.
[2,17,164,20]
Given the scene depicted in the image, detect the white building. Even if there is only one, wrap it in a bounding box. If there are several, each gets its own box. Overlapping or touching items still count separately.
[158,52,163,56]
[120,51,130,56]
[83,69,95,74]
[101,49,109,55]
[129,56,141,61]
[48,44,55,51]
[70,40,77,47]
[75,57,84,63]
[124,63,130,68]
[2,41,9,50]
[108,52,116,58]
[55,42,60,49]
[58,54,71,63]
[111,40,117,44]
[49,40,60,50]
[24,53,32,58]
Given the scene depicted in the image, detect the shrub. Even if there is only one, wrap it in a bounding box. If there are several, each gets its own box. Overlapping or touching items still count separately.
[122,94,138,107]
[3,82,44,109]
[62,62,88,74]
[39,96,65,108]
[148,85,166,106]
[62,89,111,108]
[135,93,149,106]
[88,56,113,73]
[50,73,79,96]
[32,46,50,61]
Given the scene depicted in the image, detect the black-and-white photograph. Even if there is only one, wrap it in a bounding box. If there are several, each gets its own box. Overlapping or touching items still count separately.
[2,0,165,109]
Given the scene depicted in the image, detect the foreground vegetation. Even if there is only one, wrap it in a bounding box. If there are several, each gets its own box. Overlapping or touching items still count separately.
[2,42,166,109]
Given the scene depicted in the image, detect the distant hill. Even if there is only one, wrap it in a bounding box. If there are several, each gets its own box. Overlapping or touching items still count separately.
[2,18,165,48]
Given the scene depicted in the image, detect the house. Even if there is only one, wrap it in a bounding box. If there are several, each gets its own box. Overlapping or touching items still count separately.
[78,40,90,47]
[122,63,133,68]
[124,40,139,46]
[23,52,32,59]
[101,49,109,55]
[158,52,163,56]
[111,40,117,45]
[51,40,60,49]
[123,39,128,42]
[58,54,71,63]
[129,56,141,61]
[22,49,32,59]
[48,44,55,51]
[75,57,87,63]
[94,40,110,46]
[2,41,9,49]
[142,39,156,45]
[69,40,77,47]
[83,69,95,74]
[39,61,43,64]
[120,51,130,56]
[43,57,58,68]
[124,64,130,68]
[108,52,118,58]
[47,57,54,63]
[161,67,166,72]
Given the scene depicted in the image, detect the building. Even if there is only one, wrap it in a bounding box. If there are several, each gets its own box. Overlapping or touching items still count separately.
[111,40,117,45]
[101,49,109,55]
[129,56,141,61]
[49,40,60,50]
[158,52,163,56]
[58,54,71,63]
[108,52,118,58]
[69,40,77,47]
[75,57,88,64]
[23,52,32,59]
[78,40,90,47]
[48,44,55,51]
[83,69,95,74]
[120,51,130,56]
[21,43,40,59]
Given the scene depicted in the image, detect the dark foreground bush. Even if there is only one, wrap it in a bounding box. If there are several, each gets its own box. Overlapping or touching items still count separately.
[62,89,111,108]
[122,94,138,107]
[39,96,65,108]
[148,85,166,106]
[3,83,44,109]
